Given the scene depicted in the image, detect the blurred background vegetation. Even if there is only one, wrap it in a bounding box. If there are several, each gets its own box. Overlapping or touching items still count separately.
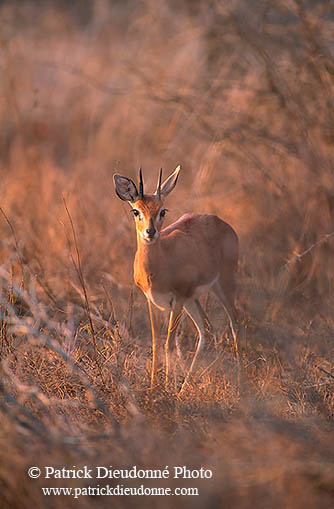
[0,1,333,507]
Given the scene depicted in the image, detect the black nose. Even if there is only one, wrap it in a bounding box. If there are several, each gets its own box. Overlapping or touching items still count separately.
[146,219,156,238]
[146,227,156,238]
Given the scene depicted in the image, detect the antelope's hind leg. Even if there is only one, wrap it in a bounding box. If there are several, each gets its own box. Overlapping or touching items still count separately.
[164,301,183,387]
[180,298,206,390]
[212,277,238,349]
[195,298,212,332]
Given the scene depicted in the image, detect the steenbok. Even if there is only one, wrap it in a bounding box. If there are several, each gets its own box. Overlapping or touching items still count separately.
[113,166,238,389]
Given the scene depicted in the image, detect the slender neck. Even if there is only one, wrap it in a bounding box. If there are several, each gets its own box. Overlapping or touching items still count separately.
[136,232,160,251]
[134,232,162,292]
[136,232,162,268]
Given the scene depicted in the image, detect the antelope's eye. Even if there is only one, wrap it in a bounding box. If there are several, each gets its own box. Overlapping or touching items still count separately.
[132,209,140,217]
[159,209,167,220]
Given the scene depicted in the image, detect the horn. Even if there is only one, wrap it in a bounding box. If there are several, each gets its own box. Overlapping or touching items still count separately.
[157,168,162,199]
[139,167,144,199]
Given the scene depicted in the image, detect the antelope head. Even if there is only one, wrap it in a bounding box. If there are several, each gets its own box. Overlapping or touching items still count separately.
[113,166,180,244]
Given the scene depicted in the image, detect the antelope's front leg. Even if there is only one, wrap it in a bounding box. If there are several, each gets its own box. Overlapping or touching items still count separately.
[165,301,183,387]
[147,300,161,388]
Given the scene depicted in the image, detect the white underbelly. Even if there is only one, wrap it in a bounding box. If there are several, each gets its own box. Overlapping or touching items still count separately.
[145,275,219,310]
[145,289,175,311]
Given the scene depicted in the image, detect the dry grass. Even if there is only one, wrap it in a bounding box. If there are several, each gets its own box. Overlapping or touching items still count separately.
[0,0,333,507]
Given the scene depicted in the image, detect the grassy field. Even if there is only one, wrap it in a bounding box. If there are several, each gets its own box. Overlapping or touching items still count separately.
[0,1,333,507]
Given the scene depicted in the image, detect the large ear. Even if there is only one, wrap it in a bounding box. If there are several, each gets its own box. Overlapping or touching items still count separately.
[160,165,181,198]
[113,174,139,202]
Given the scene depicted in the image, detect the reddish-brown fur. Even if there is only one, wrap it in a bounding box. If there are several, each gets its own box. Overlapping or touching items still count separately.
[114,167,239,389]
